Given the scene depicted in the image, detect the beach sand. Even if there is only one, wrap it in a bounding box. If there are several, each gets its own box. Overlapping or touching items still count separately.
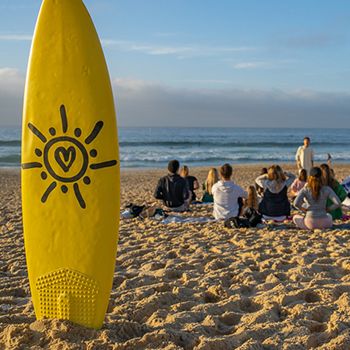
[1,164,350,349]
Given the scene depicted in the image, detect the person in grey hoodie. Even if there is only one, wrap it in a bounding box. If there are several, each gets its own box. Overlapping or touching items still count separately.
[212,164,247,220]
[255,165,296,219]
[293,167,341,229]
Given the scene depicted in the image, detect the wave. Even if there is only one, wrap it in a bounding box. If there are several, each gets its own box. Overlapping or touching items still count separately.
[0,140,21,147]
[119,140,350,148]
[121,155,350,163]
[2,153,350,168]
[0,154,21,165]
[0,139,348,149]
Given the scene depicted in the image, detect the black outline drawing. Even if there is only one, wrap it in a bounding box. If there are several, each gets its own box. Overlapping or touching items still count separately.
[41,181,57,203]
[22,162,43,169]
[22,104,118,209]
[60,105,68,133]
[43,136,89,182]
[73,183,86,209]
[90,160,117,170]
[55,146,76,173]
[28,123,47,143]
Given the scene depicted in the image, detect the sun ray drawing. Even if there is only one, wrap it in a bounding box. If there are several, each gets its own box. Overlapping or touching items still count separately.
[22,104,118,209]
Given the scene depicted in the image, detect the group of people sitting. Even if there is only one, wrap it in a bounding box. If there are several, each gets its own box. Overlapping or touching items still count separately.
[154,159,349,230]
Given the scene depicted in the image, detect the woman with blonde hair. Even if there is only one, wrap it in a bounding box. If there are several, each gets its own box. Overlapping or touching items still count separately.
[255,165,295,220]
[293,167,341,229]
[241,185,262,227]
[244,185,259,211]
[201,168,219,203]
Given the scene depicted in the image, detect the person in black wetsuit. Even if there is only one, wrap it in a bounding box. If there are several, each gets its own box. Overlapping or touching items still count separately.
[180,165,199,202]
[154,160,190,212]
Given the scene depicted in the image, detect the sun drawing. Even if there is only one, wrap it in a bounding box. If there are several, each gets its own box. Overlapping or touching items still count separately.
[22,104,117,209]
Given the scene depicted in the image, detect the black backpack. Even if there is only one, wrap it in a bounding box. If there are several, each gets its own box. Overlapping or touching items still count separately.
[243,207,262,227]
[125,203,145,218]
[224,208,262,229]
[224,217,250,229]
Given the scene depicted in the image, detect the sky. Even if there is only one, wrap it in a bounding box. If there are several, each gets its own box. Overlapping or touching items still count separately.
[0,0,350,127]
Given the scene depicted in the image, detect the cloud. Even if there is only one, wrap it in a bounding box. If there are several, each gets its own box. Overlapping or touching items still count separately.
[277,33,344,49]
[153,32,180,38]
[0,68,25,126]
[233,61,269,70]
[112,79,350,128]
[231,59,298,70]
[1,71,349,128]
[102,39,255,58]
[1,34,254,58]
[0,34,32,41]
[175,79,233,85]
[0,4,38,10]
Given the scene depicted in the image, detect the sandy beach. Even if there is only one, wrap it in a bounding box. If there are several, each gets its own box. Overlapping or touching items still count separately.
[1,164,350,349]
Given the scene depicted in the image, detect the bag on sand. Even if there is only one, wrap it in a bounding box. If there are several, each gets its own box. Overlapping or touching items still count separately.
[123,204,168,220]
[201,192,213,203]
[243,208,262,227]
[224,217,250,229]
[140,206,168,219]
[125,203,146,218]
[342,176,350,198]
[224,208,262,229]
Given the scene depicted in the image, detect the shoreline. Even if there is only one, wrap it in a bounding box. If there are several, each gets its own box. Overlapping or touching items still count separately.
[3,161,350,173]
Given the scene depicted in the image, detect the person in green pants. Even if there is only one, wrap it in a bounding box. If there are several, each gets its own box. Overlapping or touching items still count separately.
[320,163,347,220]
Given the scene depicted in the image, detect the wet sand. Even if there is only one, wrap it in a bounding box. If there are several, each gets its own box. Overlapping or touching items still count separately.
[1,164,350,349]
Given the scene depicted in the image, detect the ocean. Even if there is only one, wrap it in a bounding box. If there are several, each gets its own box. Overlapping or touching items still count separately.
[1,127,350,168]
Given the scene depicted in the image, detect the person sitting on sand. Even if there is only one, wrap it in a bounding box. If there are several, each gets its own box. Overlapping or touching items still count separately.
[241,186,262,227]
[201,168,219,203]
[224,185,262,228]
[212,163,247,220]
[255,165,296,221]
[290,169,307,199]
[154,160,190,212]
[320,163,347,220]
[243,185,260,212]
[180,165,199,202]
[255,167,268,197]
[293,167,341,230]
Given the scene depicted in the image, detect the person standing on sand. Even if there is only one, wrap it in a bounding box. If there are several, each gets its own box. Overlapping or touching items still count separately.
[154,160,190,212]
[295,137,314,175]
[212,164,247,220]
[293,167,341,230]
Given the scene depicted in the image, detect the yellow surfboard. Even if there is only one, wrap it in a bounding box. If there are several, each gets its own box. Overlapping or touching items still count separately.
[21,0,119,329]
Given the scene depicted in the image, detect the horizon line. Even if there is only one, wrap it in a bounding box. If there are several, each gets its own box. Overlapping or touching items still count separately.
[1,125,349,130]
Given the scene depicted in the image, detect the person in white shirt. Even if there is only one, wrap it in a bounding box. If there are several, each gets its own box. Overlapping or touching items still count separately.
[212,163,247,220]
[295,137,314,175]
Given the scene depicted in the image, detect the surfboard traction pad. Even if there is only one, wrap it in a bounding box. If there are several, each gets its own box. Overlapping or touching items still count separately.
[36,268,99,327]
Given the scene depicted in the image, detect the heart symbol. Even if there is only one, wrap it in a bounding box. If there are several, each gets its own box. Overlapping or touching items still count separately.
[55,146,76,173]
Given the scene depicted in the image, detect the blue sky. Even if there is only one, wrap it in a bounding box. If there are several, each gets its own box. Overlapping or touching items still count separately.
[0,0,349,126]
